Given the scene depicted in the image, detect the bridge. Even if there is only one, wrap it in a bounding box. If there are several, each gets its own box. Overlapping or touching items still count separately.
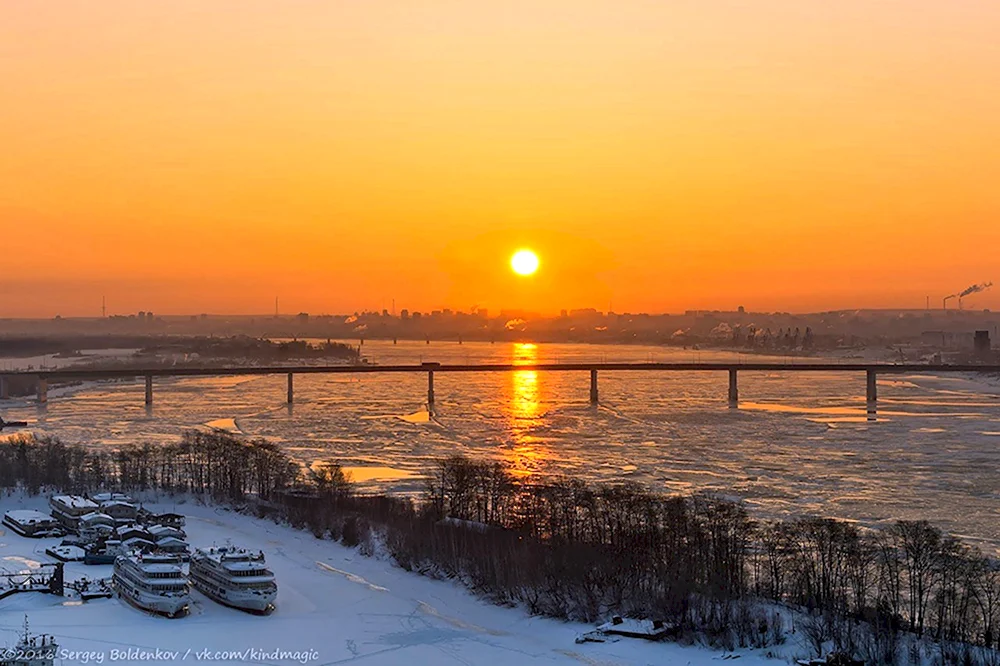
[1,362,998,411]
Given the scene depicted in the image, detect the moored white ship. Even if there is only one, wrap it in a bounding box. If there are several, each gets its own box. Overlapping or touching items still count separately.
[111,552,190,617]
[0,616,58,666]
[189,546,276,613]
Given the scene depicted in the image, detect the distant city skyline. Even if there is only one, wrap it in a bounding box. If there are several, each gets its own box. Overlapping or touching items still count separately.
[3,294,998,321]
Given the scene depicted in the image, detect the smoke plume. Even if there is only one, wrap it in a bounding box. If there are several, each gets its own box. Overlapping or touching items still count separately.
[958,282,993,298]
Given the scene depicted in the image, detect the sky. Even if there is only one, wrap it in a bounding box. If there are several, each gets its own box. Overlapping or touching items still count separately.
[2,1,999,317]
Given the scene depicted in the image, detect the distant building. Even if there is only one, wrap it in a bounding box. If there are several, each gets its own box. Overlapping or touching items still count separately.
[920,330,975,349]
[400,309,409,319]
[49,495,99,529]
[974,330,991,357]
[3,510,61,538]
[99,500,138,525]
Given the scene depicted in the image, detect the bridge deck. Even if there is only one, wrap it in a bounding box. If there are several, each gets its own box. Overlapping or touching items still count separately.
[2,362,999,380]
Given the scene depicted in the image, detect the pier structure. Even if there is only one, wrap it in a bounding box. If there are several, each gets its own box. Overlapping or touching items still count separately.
[3,363,1000,415]
[425,362,439,409]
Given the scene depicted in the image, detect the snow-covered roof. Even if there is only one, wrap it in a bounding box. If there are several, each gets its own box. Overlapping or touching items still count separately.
[151,512,185,524]
[197,546,262,563]
[118,552,184,573]
[223,560,268,573]
[156,537,188,547]
[115,525,149,535]
[49,545,85,558]
[100,500,137,510]
[4,509,53,524]
[51,495,98,509]
[138,562,185,575]
[148,525,183,536]
[91,492,134,503]
[79,512,115,523]
[595,617,673,638]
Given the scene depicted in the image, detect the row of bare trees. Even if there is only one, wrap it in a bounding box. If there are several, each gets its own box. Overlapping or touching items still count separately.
[0,431,297,501]
[4,436,1000,662]
[411,456,1000,659]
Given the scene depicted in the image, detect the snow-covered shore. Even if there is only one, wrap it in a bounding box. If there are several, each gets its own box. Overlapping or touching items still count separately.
[0,495,793,666]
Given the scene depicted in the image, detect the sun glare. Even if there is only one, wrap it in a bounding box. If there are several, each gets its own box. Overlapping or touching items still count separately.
[511,249,540,276]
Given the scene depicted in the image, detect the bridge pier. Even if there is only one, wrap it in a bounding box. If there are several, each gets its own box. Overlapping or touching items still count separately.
[144,375,153,405]
[36,378,48,404]
[427,370,435,409]
[590,369,599,405]
[866,370,877,415]
[728,369,739,406]
[0,377,8,400]
[287,372,294,404]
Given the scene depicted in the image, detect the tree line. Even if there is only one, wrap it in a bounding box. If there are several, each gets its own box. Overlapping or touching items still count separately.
[3,434,999,664]
[0,431,297,501]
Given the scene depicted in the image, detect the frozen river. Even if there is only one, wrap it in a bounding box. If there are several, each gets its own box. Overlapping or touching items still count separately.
[3,341,1000,551]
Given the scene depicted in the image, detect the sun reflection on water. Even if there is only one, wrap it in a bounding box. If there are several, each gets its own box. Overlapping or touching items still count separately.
[505,343,548,475]
[512,370,540,420]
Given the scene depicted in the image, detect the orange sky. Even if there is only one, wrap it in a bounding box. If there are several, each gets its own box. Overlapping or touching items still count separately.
[2,1,999,317]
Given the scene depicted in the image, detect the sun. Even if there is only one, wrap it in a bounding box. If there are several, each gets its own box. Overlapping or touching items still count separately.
[510,249,540,276]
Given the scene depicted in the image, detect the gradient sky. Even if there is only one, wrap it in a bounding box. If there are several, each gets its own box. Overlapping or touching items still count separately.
[2,1,999,317]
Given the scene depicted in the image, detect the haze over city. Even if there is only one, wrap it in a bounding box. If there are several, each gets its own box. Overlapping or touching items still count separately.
[3,1,1000,317]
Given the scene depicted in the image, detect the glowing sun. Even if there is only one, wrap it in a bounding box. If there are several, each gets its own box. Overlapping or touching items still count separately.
[510,249,540,276]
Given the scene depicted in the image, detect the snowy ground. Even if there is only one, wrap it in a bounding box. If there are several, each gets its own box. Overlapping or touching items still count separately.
[0,496,794,666]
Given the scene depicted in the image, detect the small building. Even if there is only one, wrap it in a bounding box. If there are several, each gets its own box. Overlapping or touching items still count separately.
[82,539,124,565]
[99,500,138,525]
[115,525,152,542]
[120,537,156,553]
[154,537,190,559]
[3,510,63,538]
[78,513,116,530]
[974,330,991,357]
[596,616,674,640]
[147,524,186,540]
[77,523,114,543]
[142,512,185,529]
[49,496,99,530]
[45,545,86,562]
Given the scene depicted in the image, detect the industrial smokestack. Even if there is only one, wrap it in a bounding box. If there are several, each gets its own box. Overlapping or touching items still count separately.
[943,283,992,310]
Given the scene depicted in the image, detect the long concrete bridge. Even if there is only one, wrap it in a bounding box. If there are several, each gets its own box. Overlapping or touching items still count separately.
[1,362,998,411]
